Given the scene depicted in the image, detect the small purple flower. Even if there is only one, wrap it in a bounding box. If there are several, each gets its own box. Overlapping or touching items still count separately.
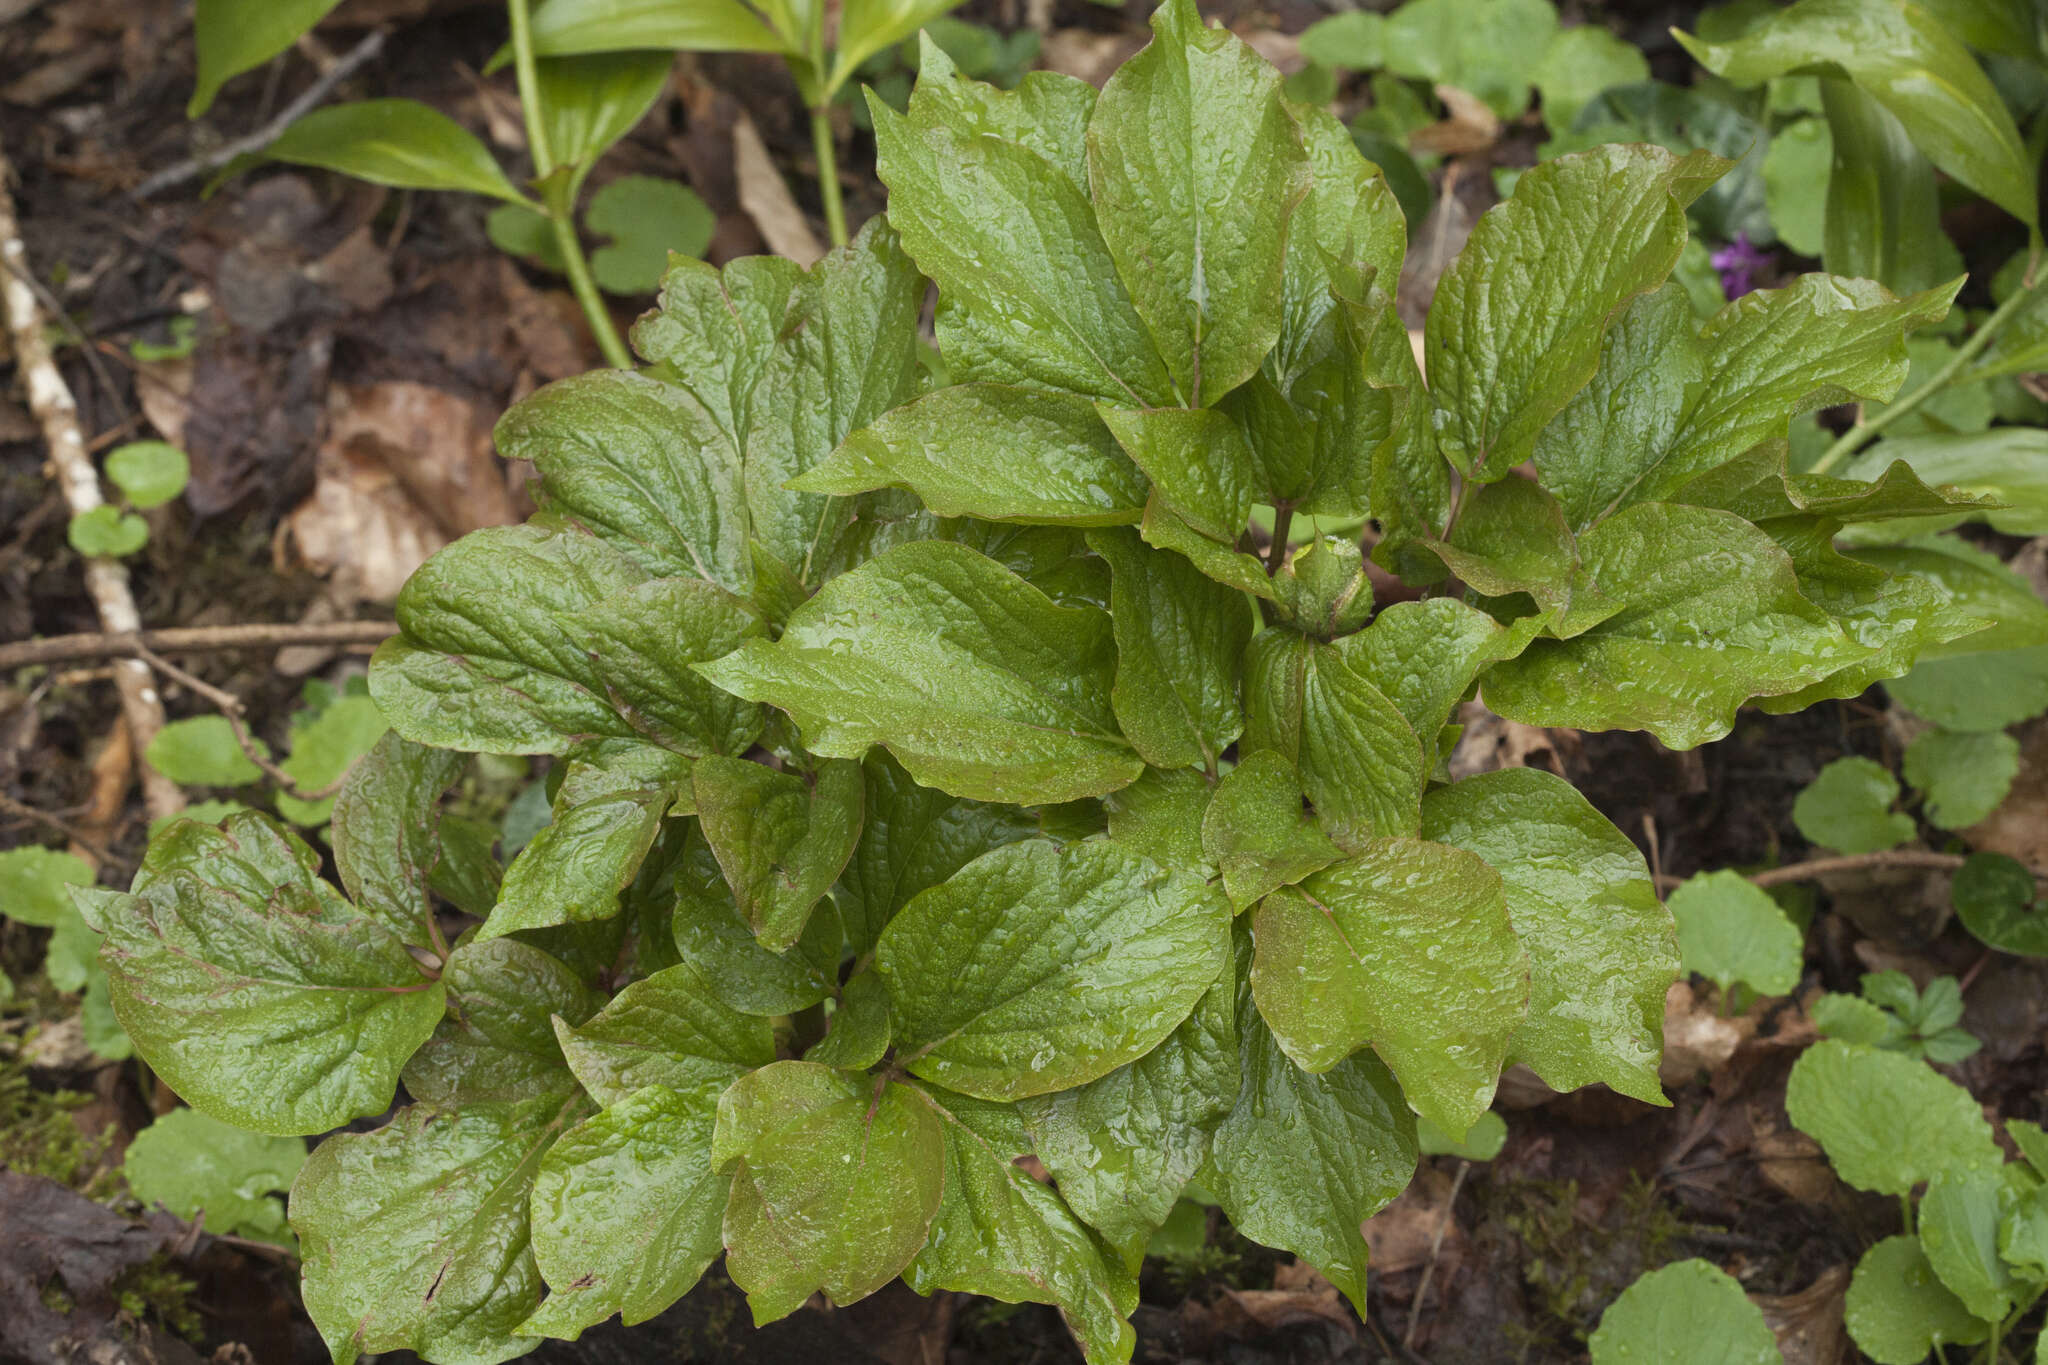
[1710,233,1773,300]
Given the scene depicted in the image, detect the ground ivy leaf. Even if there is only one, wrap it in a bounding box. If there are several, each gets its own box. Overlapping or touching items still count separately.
[871,80,1174,407]
[1089,527,1254,771]
[555,961,773,1107]
[1086,0,1309,405]
[1097,405,1258,544]
[669,829,842,1016]
[1845,1235,1990,1365]
[329,734,465,951]
[1792,755,1916,853]
[697,541,1143,804]
[1587,1259,1780,1365]
[403,938,596,1109]
[1103,765,1215,875]
[496,370,750,592]
[1209,927,1417,1316]
[714,1063,946,1320]
[1427,144,1727,482]
[1481,502,1874,748]
[1199,751,1341,912]
[1918,1169,2025,1323]
[1667,869,1803,998]
[877,838,1229,1101]
[692,756,862,953]
[521,1084,727,1340]
[556,577,767,758]
[907,1086,1140,1364]
[1251,839,1525,1134]
[1019,977,1237,1271]
[0,844,95,928]
[481,763,670,940]
[1903,729,2020,830]
[1786,1040,2003,1195]
[123,1107,305,1245]
[293,1094,588,1365]
[1336,598,1535,775]
[93,813,444,1137]
[1422,768,1674,1105]
[834,751,1041,956]
[794,385,1147,526]
[370,524,649,754]
[1242,629,1426,846]
[1534,276,1957,528]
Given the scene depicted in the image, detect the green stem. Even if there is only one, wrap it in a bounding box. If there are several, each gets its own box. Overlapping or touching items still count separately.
[505,0,633,369]
[1901,1192,1916,1238]
[811,105,848,247]
[1811,273,2048,475]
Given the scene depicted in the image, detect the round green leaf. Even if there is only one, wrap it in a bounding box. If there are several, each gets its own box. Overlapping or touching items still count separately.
[1845,1235,1989,1365]
[104,441,190,509]
[1791,756,1916,853]
[586,175,715,295]
[1785,1039,2002,1195]
[1952,852,2048,956]
[1903,729,2019,830]
[0,846,95,928]
[1667,869,1803,998]
[67,505,147,558]
[123,1108,306,1243]
[144,715,265,787]
[1589,1259,1779,1365]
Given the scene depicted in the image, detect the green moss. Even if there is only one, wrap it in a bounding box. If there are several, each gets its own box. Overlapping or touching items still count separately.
[114,1256,203,1343]
[1489,1174,1693,1340]
[0,1055,114,1194]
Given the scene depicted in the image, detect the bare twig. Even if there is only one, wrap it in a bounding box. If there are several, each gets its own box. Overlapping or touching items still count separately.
[129,642,349,805]
[0,792,113,867]
[132,29,389,199]
[0,620,397,672]
[1652,848,2048,893]
[1404,1161,1471,1350]
[1,137,183,823]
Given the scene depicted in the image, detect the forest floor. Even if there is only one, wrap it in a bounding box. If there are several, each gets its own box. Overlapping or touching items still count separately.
[3,0,2047,1362]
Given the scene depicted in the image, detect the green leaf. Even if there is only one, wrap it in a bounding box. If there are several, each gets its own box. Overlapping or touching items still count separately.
[1251,840,1524,1134]
[104,441,190,510]
[0,846,95,928]
[906,1086,1140,1364]
[1102,765,1213,873]
[1820,77,1956,296]
[67,505,147,558]
[1785,1039,2003,1195]
[1588,1259,1781,1365]
[1088,528,1254,771]
[1558,82,1770,246]
[1667,869,1803,997]
[2008,1120,2048,1180]
[697,541,1143,804]
[1952,853,2048,956]
[522,1083,728,1339]
[1338,597,1531,774]
[488,203,568,271]
[796,385,1147,526]
[1138,494,1280,603]
[1020,978,1236,1271]
[495,371,750,592]
[1845,1235,1990,1365]
[1482,503,1875,748]
[1299,12,1383,70]
[714,1063,946,1319]
[143,715,262,787]
[1417,1110,1508,1161]
[1097,405,1257,543]
[587,176,716,294]
[1422,768,1674,1105]
[123,1108,306,1244]
[2001,1184,2048,1276]
[1919,1168,2025,1322]
[1381,0,1560,118]
[1242,630,1426,847]
[91,813,445,1135]
[1814,992,1907,1047]
[877,838,1228,1101]
[870,69,1174,407]
[293,1095,588,1365]
[806,970,892,1070]
[261,100,529,204]
[1857,536,2048,729]
[330,734,466,950]
[693,755,862,952]
[401,938,596,1109]
[526,0,785,57]
[1199,751,1341,912]
[1763,116,1832,257]
[276,694,387,826]
[1208,927,1417,1317]
[831,0,974,94]
[557,961,772,1106]
[190,0,343,116]
[43,905,102,994]
[671,830,844,1015]
[1087,0,1309,405]
[833,751,1040,955]
[482,764,670,940]
[1426,476,1619,637]
[1534,26,1650,132]
[1843,430,2048,540]
[1792,756,1917,853]
[1903,729,2019,829]
[538,50,671,191]
[1427,144,1726,482]
[1677,0,2037,227]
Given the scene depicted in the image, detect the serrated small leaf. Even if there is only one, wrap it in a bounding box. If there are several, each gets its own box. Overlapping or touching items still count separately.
[275,694,387,826]
[1534,25,1649,132]
[1902,728,2018,830]
[1812,992,1904,1048]
[1785,1040,2003,1195]
[586,175,715,295]
[1668,869,1803,998]
[1951,852,2048,957]
[144,715,263,787]
[0,846,95,928]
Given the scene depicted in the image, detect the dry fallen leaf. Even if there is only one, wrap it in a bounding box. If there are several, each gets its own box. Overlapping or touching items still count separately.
[734,112,824,267]
[1448,700,1582,779]
[1362,1163,1464,1274]
[1409,83,1502,158]
[1659,980,1757,1087]
[1967,716,2048,868]
[1755,1265,1851,1365]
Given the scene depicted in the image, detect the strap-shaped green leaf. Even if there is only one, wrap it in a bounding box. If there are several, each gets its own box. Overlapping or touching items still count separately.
[693,755,863,952]
[190,0,344,116]
[260,100,530,205]
[698,541,1143,804]
[877,839,1229,1101]
[536,50,674,195]
[526,0,786,56]
[87,814,445,1137]
[1820,78,1955,295]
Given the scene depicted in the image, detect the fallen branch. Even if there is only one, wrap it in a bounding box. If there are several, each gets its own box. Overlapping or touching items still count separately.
[130,642,350,806]
[1,137,183,823]
[1653,848,2048,893]
[0,620,397,672]
[0,792,112,868]
[132,29,388,199]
